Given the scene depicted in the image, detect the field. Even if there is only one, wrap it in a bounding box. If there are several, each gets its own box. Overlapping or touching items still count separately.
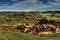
[0,31,47,40]
[0,31,60,40]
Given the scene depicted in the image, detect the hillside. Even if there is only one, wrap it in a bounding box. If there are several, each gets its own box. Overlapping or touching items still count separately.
[0,12,60,40]
[0,12,60,25]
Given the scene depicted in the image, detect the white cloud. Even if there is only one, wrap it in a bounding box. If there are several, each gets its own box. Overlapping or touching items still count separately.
[0,0,60,12]
[55,0,60,1]
[11,0,16,1]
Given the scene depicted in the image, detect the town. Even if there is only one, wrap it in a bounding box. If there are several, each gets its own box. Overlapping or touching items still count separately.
[0,11,60,36]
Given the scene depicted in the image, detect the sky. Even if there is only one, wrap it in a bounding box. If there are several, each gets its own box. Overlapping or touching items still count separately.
[0,0,60,12]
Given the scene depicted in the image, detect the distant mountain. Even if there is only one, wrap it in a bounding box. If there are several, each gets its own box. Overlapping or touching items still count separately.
[0,11,60,14]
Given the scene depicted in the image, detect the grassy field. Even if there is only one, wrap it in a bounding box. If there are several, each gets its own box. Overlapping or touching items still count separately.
[0,31,47,40]
[42,33,60,40]
[0,31,60,40]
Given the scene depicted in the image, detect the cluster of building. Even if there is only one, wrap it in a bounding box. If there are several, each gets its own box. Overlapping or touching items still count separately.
[16,18,60,35]
[0,18,60,36]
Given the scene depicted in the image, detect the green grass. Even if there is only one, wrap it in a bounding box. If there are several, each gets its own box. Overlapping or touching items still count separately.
[0,31,60,40]
[42,33,60,40]
[0,31,47,40]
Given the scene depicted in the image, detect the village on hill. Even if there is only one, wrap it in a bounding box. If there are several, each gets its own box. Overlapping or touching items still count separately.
[0,11,60,35]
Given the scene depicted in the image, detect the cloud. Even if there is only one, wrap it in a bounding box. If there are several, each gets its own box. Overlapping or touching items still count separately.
[0,0,26,6]
[0,0,60,11]
[11,0,16,1]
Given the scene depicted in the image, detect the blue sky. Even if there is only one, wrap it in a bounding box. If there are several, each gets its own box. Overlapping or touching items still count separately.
[0,0,60,12]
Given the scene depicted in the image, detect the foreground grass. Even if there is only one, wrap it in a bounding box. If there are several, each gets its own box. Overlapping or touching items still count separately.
[0,31,60,40]
[42,33,60,40]
[0,31,47,40]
